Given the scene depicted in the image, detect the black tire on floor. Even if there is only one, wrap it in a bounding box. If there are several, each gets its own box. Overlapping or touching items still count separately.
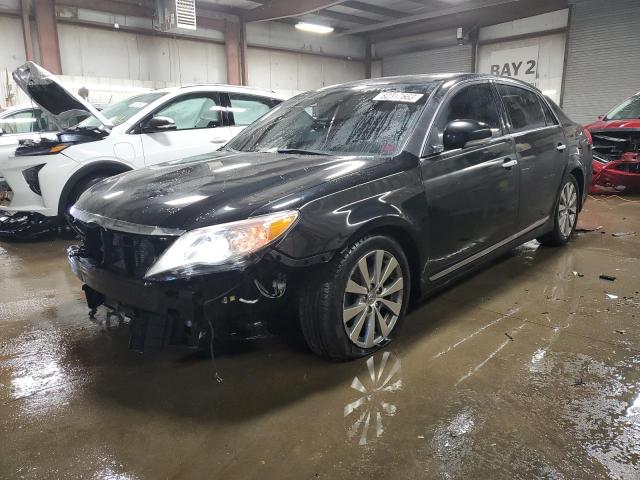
[298,235,411,361]
[537,173,580,247]
[59,173,109,232]
[65,173,109,213]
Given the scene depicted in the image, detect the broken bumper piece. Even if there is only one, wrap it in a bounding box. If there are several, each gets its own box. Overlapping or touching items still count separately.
[590,153,640,195]
[0,211,59,238]
[67,245,285,351]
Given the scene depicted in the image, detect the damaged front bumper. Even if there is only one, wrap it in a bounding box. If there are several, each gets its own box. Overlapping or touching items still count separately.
[590,130,640,195]
[0,210,59,238]
[68,245,292,351]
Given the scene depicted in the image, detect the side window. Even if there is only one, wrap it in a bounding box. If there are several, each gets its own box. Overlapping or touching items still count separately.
[0,110,39,134]
[228,94,273,126]
[497,84,547,132]
[153,95,222,131]
[430,83,503,150]
[540,98,559,126]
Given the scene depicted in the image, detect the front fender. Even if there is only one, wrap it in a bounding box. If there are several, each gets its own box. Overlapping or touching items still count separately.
[275,168,427,264]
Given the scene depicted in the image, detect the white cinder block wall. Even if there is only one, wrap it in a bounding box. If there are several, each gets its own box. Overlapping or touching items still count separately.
[0,3,367,108]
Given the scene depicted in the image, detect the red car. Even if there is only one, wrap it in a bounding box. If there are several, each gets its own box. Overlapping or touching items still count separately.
[585,93,640,194]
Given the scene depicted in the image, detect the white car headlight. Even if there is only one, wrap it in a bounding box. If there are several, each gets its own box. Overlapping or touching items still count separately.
[144,210,299,279]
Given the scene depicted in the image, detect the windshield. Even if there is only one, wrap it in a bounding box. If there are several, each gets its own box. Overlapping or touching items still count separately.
[605,94,640,120]
[226,84,436,156]
[78,92,167,128]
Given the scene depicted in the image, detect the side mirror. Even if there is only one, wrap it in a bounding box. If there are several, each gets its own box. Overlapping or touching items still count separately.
[0,127,4,136]
[443,119,493,151]
[597,115,605,121]
[141,116,177,133]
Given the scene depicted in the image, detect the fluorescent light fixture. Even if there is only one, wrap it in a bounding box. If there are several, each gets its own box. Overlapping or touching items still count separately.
[295,22,334,34]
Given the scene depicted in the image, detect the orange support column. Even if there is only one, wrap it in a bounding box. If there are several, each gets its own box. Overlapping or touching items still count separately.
[34,0,62,74]
[225,20,242,86]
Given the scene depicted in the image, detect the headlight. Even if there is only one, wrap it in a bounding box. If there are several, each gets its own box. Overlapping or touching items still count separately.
[15,142,71,156]
[144,210,299,279]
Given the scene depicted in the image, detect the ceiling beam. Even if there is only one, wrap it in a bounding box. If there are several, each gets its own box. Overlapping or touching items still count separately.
[342,1,406,18]
[339,0,548,35]
[243,0,347,22]
[315,10,377,25]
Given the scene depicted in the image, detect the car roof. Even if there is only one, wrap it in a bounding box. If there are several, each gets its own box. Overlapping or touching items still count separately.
[323,73,537,90]
[0,103,41,116]
[151,84,288,100]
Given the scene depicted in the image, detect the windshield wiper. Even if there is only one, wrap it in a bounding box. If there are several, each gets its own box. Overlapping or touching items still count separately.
[276,148,331,156]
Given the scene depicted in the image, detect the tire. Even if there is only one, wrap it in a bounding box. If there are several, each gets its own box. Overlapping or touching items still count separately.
[64,173,109,215]
[299,235,411,361]
[537,173,580,247]
[59,173,109,232]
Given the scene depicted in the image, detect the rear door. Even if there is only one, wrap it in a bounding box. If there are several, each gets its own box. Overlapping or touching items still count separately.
[139,92,231,166]
[421,81,520,280]
[224,93,281,139]
[496,83,567,228]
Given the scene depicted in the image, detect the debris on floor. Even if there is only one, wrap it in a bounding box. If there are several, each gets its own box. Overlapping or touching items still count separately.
[575,225,603,233]
[611,231,637,237]
[599,274,617,281]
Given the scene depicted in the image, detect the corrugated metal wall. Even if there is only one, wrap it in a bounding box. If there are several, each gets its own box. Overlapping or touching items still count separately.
[382,45,472,77]
[562,0,640,124]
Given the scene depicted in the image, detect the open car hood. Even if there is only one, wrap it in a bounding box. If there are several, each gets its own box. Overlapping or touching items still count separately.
[12,61,112,128]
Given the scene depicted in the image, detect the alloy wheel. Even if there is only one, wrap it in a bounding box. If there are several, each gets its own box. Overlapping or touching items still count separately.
[558,181,578,238]
[342,249,404,349]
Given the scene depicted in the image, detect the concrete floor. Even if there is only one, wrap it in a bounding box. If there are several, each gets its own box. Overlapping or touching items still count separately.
[1,196,639,480]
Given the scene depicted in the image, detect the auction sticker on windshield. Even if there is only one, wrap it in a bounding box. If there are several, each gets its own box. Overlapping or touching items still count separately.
[373,92,423,103]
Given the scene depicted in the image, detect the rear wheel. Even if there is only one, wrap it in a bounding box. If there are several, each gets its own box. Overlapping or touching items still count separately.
[538,174,579,246]
[299,235,410,361]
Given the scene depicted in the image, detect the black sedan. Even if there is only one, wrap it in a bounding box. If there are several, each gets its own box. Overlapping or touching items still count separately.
[67,74,592,361]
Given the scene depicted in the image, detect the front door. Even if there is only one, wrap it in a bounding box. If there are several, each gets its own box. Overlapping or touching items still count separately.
[420,82,520,280]
[140,92,232,166]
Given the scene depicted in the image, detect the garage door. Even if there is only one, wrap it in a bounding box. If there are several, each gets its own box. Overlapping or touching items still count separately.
[562,0,640,124]
[382,45,472,77]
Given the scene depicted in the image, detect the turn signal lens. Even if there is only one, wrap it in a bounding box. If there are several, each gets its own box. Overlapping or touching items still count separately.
[49,143,71,154]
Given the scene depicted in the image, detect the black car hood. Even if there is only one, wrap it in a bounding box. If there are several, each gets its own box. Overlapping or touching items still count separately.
[74,151,392,230]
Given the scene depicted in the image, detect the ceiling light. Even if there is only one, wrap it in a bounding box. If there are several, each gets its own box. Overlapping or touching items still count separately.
[295,22,334,34]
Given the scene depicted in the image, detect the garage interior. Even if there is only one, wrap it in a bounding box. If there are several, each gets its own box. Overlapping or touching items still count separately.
[1,0,640,478]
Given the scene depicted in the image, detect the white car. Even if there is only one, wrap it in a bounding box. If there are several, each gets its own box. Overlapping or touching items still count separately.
[0,104,59,147]
[0,61,286,237]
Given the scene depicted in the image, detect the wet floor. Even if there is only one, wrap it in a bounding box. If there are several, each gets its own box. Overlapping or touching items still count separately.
[1,196,640,479]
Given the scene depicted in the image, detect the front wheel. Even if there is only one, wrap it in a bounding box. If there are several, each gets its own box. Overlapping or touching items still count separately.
[538,174,580,246]
[299,235,410,361]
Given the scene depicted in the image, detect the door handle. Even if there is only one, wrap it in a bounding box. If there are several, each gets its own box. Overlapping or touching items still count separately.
[501,158,518,169]
[556,143,567,152]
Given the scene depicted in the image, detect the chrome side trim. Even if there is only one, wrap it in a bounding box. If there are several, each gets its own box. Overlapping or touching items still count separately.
[429,216,550,281]
[69,206,185,236]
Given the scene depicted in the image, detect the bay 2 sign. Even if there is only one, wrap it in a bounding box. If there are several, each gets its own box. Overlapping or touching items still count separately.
[489,45,539,86]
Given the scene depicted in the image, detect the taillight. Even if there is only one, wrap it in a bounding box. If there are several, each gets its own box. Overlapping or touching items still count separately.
[582,128,593,145]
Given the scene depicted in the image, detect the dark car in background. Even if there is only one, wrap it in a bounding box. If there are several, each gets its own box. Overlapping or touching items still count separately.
[585,92,640,194]
[66,74,592,361]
